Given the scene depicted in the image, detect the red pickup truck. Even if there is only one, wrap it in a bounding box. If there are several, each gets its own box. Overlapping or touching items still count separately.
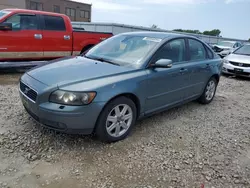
[0,9,112,61]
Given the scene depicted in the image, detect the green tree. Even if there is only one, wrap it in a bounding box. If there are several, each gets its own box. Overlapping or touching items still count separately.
[173,29,201,34]
[203,29,221,36]
[173,29,221,37]
[248,38,250,41]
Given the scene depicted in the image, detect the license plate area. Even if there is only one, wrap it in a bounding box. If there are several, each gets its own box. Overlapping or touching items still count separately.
[22,95,30,108]
[234,68,243,73]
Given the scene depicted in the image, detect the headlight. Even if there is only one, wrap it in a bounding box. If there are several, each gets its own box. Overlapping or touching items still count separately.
[49,90,96,105]
[222,59,229,64]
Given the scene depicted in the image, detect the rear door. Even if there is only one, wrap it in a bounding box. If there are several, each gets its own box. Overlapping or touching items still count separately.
[184,38,213,99]
[41,15,72,58]
[0,13,43,60]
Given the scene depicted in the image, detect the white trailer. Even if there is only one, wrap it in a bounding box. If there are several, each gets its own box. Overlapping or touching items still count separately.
[72,22,248,45]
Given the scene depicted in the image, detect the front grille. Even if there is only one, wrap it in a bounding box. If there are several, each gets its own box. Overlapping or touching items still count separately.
[229,61,250,67]
[20,82,37,102]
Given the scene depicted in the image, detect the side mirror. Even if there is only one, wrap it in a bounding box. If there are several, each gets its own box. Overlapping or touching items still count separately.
[151,59,173,68]
[0,23,12,31]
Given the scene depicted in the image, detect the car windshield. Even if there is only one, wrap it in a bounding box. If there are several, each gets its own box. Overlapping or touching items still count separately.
[0,10,11,19]
[85,35,161,67]
[217,41,234,47]
[233,45,250,56]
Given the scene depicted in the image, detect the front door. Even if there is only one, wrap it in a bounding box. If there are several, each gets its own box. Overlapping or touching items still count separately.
[0,13,43,61]
[41,15,72,58]
[145,38,191,114]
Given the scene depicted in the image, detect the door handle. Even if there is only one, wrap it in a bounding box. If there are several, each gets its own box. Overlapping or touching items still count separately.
[34,34,42,39]
[205,64,211,69]
[179,68,188,74]
[64,35,71,40]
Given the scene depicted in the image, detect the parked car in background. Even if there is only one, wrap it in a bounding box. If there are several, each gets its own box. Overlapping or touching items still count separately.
[19,32,222,142]
[0,9,112,62]
[212,41,242,58]
[222,44,250,77]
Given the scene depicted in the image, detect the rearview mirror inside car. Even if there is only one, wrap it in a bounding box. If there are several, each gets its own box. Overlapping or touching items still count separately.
[0,23,12,31]
[151,59,173,68]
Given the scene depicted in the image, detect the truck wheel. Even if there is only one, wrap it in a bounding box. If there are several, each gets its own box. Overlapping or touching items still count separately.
[95,97,137,142]
[198,77,218,104]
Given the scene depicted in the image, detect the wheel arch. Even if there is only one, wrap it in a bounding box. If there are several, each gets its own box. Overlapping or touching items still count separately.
[104,93,141,119]
[80,44,95,54]
[93,92,141,134]
[202,74,220,93]
[211,74,220,83]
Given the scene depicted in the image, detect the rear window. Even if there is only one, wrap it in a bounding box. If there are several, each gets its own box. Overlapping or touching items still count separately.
[43,15,66,31]
[205,46,214,59]
[188,39,206,61]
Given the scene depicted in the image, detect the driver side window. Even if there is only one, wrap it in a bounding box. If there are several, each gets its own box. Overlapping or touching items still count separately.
[4,14,38,31]
[152,39,186,63]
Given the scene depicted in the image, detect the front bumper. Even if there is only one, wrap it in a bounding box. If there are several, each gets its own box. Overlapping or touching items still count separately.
[19,75,106,134]
[222,63,250,77]
[20,92,106,134]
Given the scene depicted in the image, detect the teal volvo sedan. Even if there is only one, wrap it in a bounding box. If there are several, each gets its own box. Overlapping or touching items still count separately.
[19,32,222,142]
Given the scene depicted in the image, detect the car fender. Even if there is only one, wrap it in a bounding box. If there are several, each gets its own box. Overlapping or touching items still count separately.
[92,71,149,114]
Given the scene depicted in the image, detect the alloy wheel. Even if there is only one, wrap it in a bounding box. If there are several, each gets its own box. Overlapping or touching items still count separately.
[205,80,216,101]
[106,104,133,137]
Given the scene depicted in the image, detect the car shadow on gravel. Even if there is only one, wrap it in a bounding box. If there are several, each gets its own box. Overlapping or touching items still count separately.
[0,98,215,164]
[0,73,23,85]
[222,74,250,81]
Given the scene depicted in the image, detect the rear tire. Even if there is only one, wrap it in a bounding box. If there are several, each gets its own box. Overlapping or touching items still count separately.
[95,97,137,142]
[198,77,218,104]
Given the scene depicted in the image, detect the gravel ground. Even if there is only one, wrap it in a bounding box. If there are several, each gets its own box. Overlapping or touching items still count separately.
[0,73,250,188]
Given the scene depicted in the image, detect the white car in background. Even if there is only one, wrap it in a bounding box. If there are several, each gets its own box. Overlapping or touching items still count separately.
[212,41,242,58]
[222,44,250,77]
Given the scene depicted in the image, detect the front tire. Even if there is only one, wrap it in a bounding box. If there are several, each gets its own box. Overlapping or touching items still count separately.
[198,77,218,104]
[95,97,137,142]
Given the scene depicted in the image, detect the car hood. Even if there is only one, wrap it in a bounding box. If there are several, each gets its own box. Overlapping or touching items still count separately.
[27,56,134,87]
[225,54,250,64]
[213,45,231,50]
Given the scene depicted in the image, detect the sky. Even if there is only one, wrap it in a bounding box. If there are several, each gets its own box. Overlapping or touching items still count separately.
[73,0,250,40]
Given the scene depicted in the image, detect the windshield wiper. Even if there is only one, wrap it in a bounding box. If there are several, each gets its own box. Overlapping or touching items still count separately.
[95,58,120,66]
[84,55,120,66]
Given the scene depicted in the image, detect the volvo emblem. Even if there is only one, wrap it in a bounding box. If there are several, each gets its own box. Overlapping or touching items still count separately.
[24,87,30,94]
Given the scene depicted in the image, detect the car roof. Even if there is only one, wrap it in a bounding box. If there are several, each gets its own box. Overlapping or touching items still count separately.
[2,8,66,17]
[120,31,196,40]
